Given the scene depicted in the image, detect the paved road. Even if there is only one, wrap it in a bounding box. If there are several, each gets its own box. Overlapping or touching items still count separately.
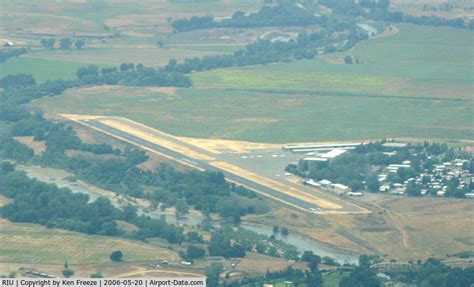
[85,119,322,210]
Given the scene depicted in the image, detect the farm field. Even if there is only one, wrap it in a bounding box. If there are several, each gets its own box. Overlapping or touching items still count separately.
[0,47,228,83]
[0,0,261,39]
[192,24,474,100]
[31,85,474,143]
[0,57,87,83]
[0,219,177,265]
[25,47,225,66]
[0,0,260,82]
[389,0,474,19]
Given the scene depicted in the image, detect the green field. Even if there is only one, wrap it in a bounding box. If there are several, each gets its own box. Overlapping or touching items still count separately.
[0,46,227,83]
[0,219,176,264]
[5,9,473,143]
[192,24,473,100]
[0,57,87,82]
[30,86,473,143]
[25,46,225,68]
[0,0,261,82]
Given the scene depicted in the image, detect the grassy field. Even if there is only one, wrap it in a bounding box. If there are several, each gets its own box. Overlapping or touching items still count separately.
[26,47,223,66]
[0,219,176,264]
[192,24,473,100]
[0,46,226,83]
[0,57,87,82]
[251,194,474,262]
[390,0,474,18]
[0,0,260,82]
[31,85,474,143]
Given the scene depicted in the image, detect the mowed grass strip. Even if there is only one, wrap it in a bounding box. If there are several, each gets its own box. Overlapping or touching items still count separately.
[30,86,474,143]
[0,219,176,264]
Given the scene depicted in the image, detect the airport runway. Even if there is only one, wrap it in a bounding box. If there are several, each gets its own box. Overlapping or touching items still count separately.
[75,116,367,214]
[84,119,322,210]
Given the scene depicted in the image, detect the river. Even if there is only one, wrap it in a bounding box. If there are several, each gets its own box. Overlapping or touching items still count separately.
[18,164,359,265]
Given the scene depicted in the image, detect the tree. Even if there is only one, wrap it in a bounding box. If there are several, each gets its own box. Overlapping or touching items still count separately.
[366,174,380,192]
[76,65,99,79]
[256,241,266,253]
[186,245,206,259]
[306,269,323,287]
[272,225,279,234]
[406,181,421,197]
[90,272,103,278]
[339,255,381,287]
[281,227,289,236]
[40,38,55,49]
[156,40,164,47]
[110,250,123,262]
[175,199,189,216]
[344,55,353,64]
[74,39,85,49]
[62,269,75,278]
[350,180,364,191]
[59,38,73,49]
[186,231,204,243]
[205,262,223,287]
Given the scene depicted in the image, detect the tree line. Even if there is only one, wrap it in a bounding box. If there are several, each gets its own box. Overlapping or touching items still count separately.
[162,25,368,75]
[40,38,85,50]
[0,66,191,124]
[0,161,185,243]
[172,4,325,32]
[0,111,265,221]
[319,0,471,29]
[0,47,28,63]
[0,71,266,222]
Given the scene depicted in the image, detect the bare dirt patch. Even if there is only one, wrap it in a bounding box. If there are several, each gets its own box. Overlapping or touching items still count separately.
[237,253,297,274]
[144,87,177,96]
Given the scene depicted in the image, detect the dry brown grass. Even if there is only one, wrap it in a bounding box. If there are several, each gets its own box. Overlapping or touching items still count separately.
[0,219,177,265]
[250,194,474,261]
[236,253,295,274]
[13,136,46,155]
